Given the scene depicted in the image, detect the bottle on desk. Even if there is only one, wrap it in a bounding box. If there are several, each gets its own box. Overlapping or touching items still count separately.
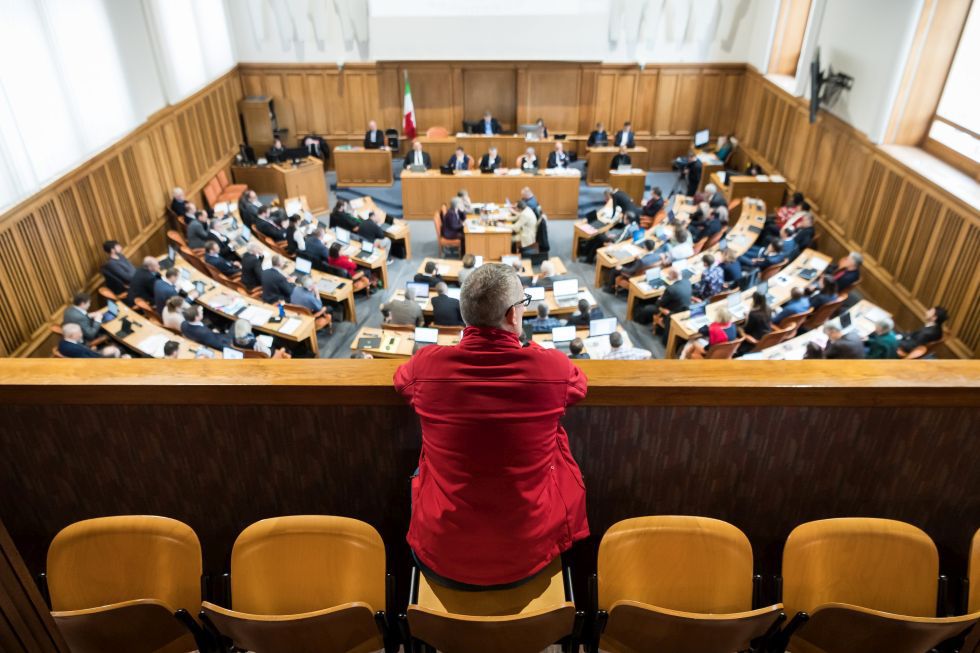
[278,301,286,319]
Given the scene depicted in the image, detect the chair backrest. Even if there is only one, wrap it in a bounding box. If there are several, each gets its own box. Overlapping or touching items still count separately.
[802,295,847,330]
[204,178,222,208]
[51,345,66,358]
[216,169,231,189]
[759,260,788,281]
[598,516,755,614]
[426,126,448,138]
[97,286,124,303]
[133,297,162,323]
[179,246,213,279]
[970,528,980,614]
[707,337,744,359]
[324,264,352,279]
[47,516,201,613]
[708,288,736,303]
[433,209,444,236]
[230,516,386,616]
[750,325,794,352]
[284,302,312,316]
[166,229,188,250]
[232,344,269,359]
[782,518,939,619]
[727,198,742,223]
[692,238,707,255]
[778,308,814,337]
[50,324,64,336]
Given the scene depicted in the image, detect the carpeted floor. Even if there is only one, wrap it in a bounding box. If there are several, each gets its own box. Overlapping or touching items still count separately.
[310,161,681,359]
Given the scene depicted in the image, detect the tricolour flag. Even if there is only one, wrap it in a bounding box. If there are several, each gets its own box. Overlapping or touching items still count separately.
[403,74,416,140]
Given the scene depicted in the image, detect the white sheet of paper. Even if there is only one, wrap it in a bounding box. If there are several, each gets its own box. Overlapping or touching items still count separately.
[278,317,302,335]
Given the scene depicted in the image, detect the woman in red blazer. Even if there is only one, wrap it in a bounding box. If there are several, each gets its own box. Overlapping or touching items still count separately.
[327,242,358,277]
[395,263,589,588]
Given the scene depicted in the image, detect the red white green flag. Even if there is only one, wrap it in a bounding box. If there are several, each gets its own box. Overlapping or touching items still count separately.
[403,74,416,140]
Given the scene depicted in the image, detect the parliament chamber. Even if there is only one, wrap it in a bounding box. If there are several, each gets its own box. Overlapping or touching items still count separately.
[0,1,978,652]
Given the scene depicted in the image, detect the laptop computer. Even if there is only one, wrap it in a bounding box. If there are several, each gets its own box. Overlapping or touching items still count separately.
[552,279,579,307]
[407,164,427,173]
[234,226,251,248]
[294,257,312,274]
[447,288,461,300]
[439,165,454,175]
[359,240,377,260]
[644,267,665,289]
[689,302,709,329]
[589,317,617,338]
[840,311,852,330]
[161,245,177,270]
[728,292,746,319]
[694,129,710,149]
[551,325,576,352]
[501,255,520,267]
[415,327,439,345]
[406,282,430,305]
[102,300,119,323]
[617,163,632,172]
[336,227,351,245]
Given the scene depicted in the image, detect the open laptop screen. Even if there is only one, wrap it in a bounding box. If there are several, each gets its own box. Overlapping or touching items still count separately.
[552,278,578,298]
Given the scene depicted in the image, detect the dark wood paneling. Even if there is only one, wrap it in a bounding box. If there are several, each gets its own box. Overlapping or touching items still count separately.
[463,68,517,132]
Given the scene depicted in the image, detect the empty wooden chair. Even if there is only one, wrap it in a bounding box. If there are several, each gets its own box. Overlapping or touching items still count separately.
[707,337,744,359]
[801,295,847,331]
[406,558,578,653]
[46,516,206,653]
[778,517,979,653]
[748,324,795,353]
[97,286,127,304]
[201,515,394,653]
[593,516,783,653]
[215,169,247,202]
[434,205,461,257]
[708,288,737,303]
[203,178,223,209]
[426,126,449,138]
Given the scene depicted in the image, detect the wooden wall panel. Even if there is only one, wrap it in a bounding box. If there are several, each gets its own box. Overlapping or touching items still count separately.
[0,72,243,357]
[463,68,517,131]
[735,70,979,358]
[520,67,579,134]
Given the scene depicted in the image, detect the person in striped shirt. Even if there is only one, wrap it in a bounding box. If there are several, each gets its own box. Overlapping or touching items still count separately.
[602,331,652,360]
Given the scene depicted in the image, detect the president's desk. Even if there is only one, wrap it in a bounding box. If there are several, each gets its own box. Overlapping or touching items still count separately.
[231,157,329,214]
[401,170,581,219]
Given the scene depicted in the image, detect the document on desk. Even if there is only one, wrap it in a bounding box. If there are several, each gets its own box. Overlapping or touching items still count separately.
[437,264,450,275]
[256,335,274,350]
[467,225,486,233]
[278,317,302,335]
[240,306,273,325]
[349,198,364,209]
[584,336,612,359]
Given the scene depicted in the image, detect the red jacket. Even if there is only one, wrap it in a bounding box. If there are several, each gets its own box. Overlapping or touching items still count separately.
[394,326,589,586]
[328,254,357,276]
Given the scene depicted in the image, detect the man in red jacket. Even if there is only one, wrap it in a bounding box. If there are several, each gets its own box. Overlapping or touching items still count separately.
[394,263,589,589]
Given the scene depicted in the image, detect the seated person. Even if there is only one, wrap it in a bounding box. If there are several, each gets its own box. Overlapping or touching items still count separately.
[691,206,726,244]
[609,145,631,169]
[186,210,211,249]
[161,295,187,331]
[403,140,432,170]
[233,318,271,356]
[546,142,569,169]
[414,260,444,287]
[382,287,424,326]
[510,200,538,256]
[266,135,285,161]
[304,228,332,269]
[775,192,806,230]
[204,241,241,277]
[57,323,103,358]
[615,122,636,148]
[430,282,464,326]
[528,303,564,333]
[329,200,359,232]
[865,317,899,359]
[635,267,691,328]
[603,331,651,360]
[806,275,838,312]
[826,252,862,293]
[327,242,360,279]
[534,117,549,138]
[239,190,260,226]
[737,292,772,354]
[568,337,589,359]
[441,198,465,241]
[254,206,289,242]
[447,147,471,171]
[128,256,161,307]
[567,298,604,327]
[692,253,725,300]
[772,287,811,326]
[518,147,538,171]
[290,275,332,322]
[715,134,736,162]
[62,292,102,342]
[898,306,947,355]
[357,211,392,253]
[240,242,264,290]
[260,255,295,304]
[782,212,815,253]
[511,261,533,287]
[363,120,386,149]
[163,341,180,359]
[702,183,726,209]
[153,268,188,314]
[642,187,664,218]
[587,121,608,146]
[456,189,474,214]
[285,215,306,255]
[532,260,566,289]
[180,304,232,350]
[822,322,865,359]
[720,248,743,288]
[681,306,738,359]
[739,240,785,270]
[479,147,501,171]
[170,187,187,217]
[477,110,501,135]
[606,240,659,291]
[457,254,478,286]
[666,223,695,261]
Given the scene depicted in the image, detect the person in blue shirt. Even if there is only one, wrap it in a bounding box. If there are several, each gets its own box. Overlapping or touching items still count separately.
[720,249,743,289]
[772,287,811,326]
[289,275,324,314]
[528,303,565,333]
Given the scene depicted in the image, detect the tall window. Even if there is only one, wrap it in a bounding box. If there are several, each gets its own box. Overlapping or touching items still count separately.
[768,0,814,77]
[926,0,979,175]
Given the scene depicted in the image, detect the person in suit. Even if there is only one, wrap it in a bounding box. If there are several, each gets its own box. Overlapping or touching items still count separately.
[823,322,865,359]
[186,210,210,249]
[479,147,501,171]
[403,140,432,170]
[63,292,101,342]
[635,267,691,328]
[827,252,862,293]
[363,120,386,149]
[477,110,502,135]
[691,206,725,244]
[898,306,948,355]
[447,147,471,171]
[254,207,289,242]
[415,260,445,287]
[128,257,161,306]
[567,299,604,327]
[356,211,391,254]
[606,188,642,223]
[266,135,285,162]
[163,341,180,359]
[430,282,463,326]
[614,122,635,148]
[517,147,539,171]
[240,243,264,290]
[739,240,786,271]
[806,275,838,312]
[58,323,103,358]
[204,241,241,277]
[605,240,659,291]
[285,215,304,255]
[702,183,727,209]
[101,240,135,294]
[609,145,631,170]
[260,255,295,304]
[642,187,664,218]
[180,304,232,350]
[865,317,899,359]
[304,228,332,270]
[546,142,569,169]
[328,200,359,232]
[441,198,465,241]
[153,268,181,314]
[568,338,590,359]
[587,122,608,147]
[239,190,260,227]
[170,187,186,217]
[531,260,568,289]
[684,154,703,196]
[382,287,424,326]
[773,288,811,327]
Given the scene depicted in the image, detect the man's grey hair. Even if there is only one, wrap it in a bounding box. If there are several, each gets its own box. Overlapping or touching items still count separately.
[300,275,314,290]
[849,251,863,266]
[877,317,894,332]
[823,322,842,335]
[705,183,718,194]
[460,263,521,328]
[435,282,448,295]
[234,319,253,340]
[405,286,417,302]
[540,260,555,276]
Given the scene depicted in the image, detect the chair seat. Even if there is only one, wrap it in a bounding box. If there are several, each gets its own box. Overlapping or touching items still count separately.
[790,602,980,653]
[202,601,382,653]
[602,601,784,653]
[52,599,191,653]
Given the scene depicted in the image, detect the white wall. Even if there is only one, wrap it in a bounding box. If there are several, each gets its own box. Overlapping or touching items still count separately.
[802,0,923,142]
[228,0,780,65]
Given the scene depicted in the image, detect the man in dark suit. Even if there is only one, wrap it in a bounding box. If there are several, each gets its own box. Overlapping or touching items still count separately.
[609,145,632,169]
[635,267,691,325]
[546,142,570,169]
[153,268,184,313]
[240,243,264,290]
[356,211,388,244]
[898,306,947,355]
[587,122,608,147]
[567,299,604,327]
[329,200,360,232]
[304,228,332,269]
[260,255,295,304]
[403,141,432,170]
[186,211,210,249]
[363,120,386,149]
[254,207,289,242]
[476,111,502,135]
[823,323,865,359]
[63,292,102,342]
[129,257,161,306]
[691,208,724,243]
[739,240,786,271]
[239,190,260,227]
[447,147,471,171]
[180,304,231,350]
[430,282,463,326]
[642,187,664,217]
[58,323,102,358]
[607,188,642,222]
[170,188,187,217]
[204,241,241,277]
[614,122,635,148]
[101,240,135,294]
[414,260,444,287]
[479,147,502,171]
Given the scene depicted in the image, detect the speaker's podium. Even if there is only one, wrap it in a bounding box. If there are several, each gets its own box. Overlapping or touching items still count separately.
[232,157,329,214]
